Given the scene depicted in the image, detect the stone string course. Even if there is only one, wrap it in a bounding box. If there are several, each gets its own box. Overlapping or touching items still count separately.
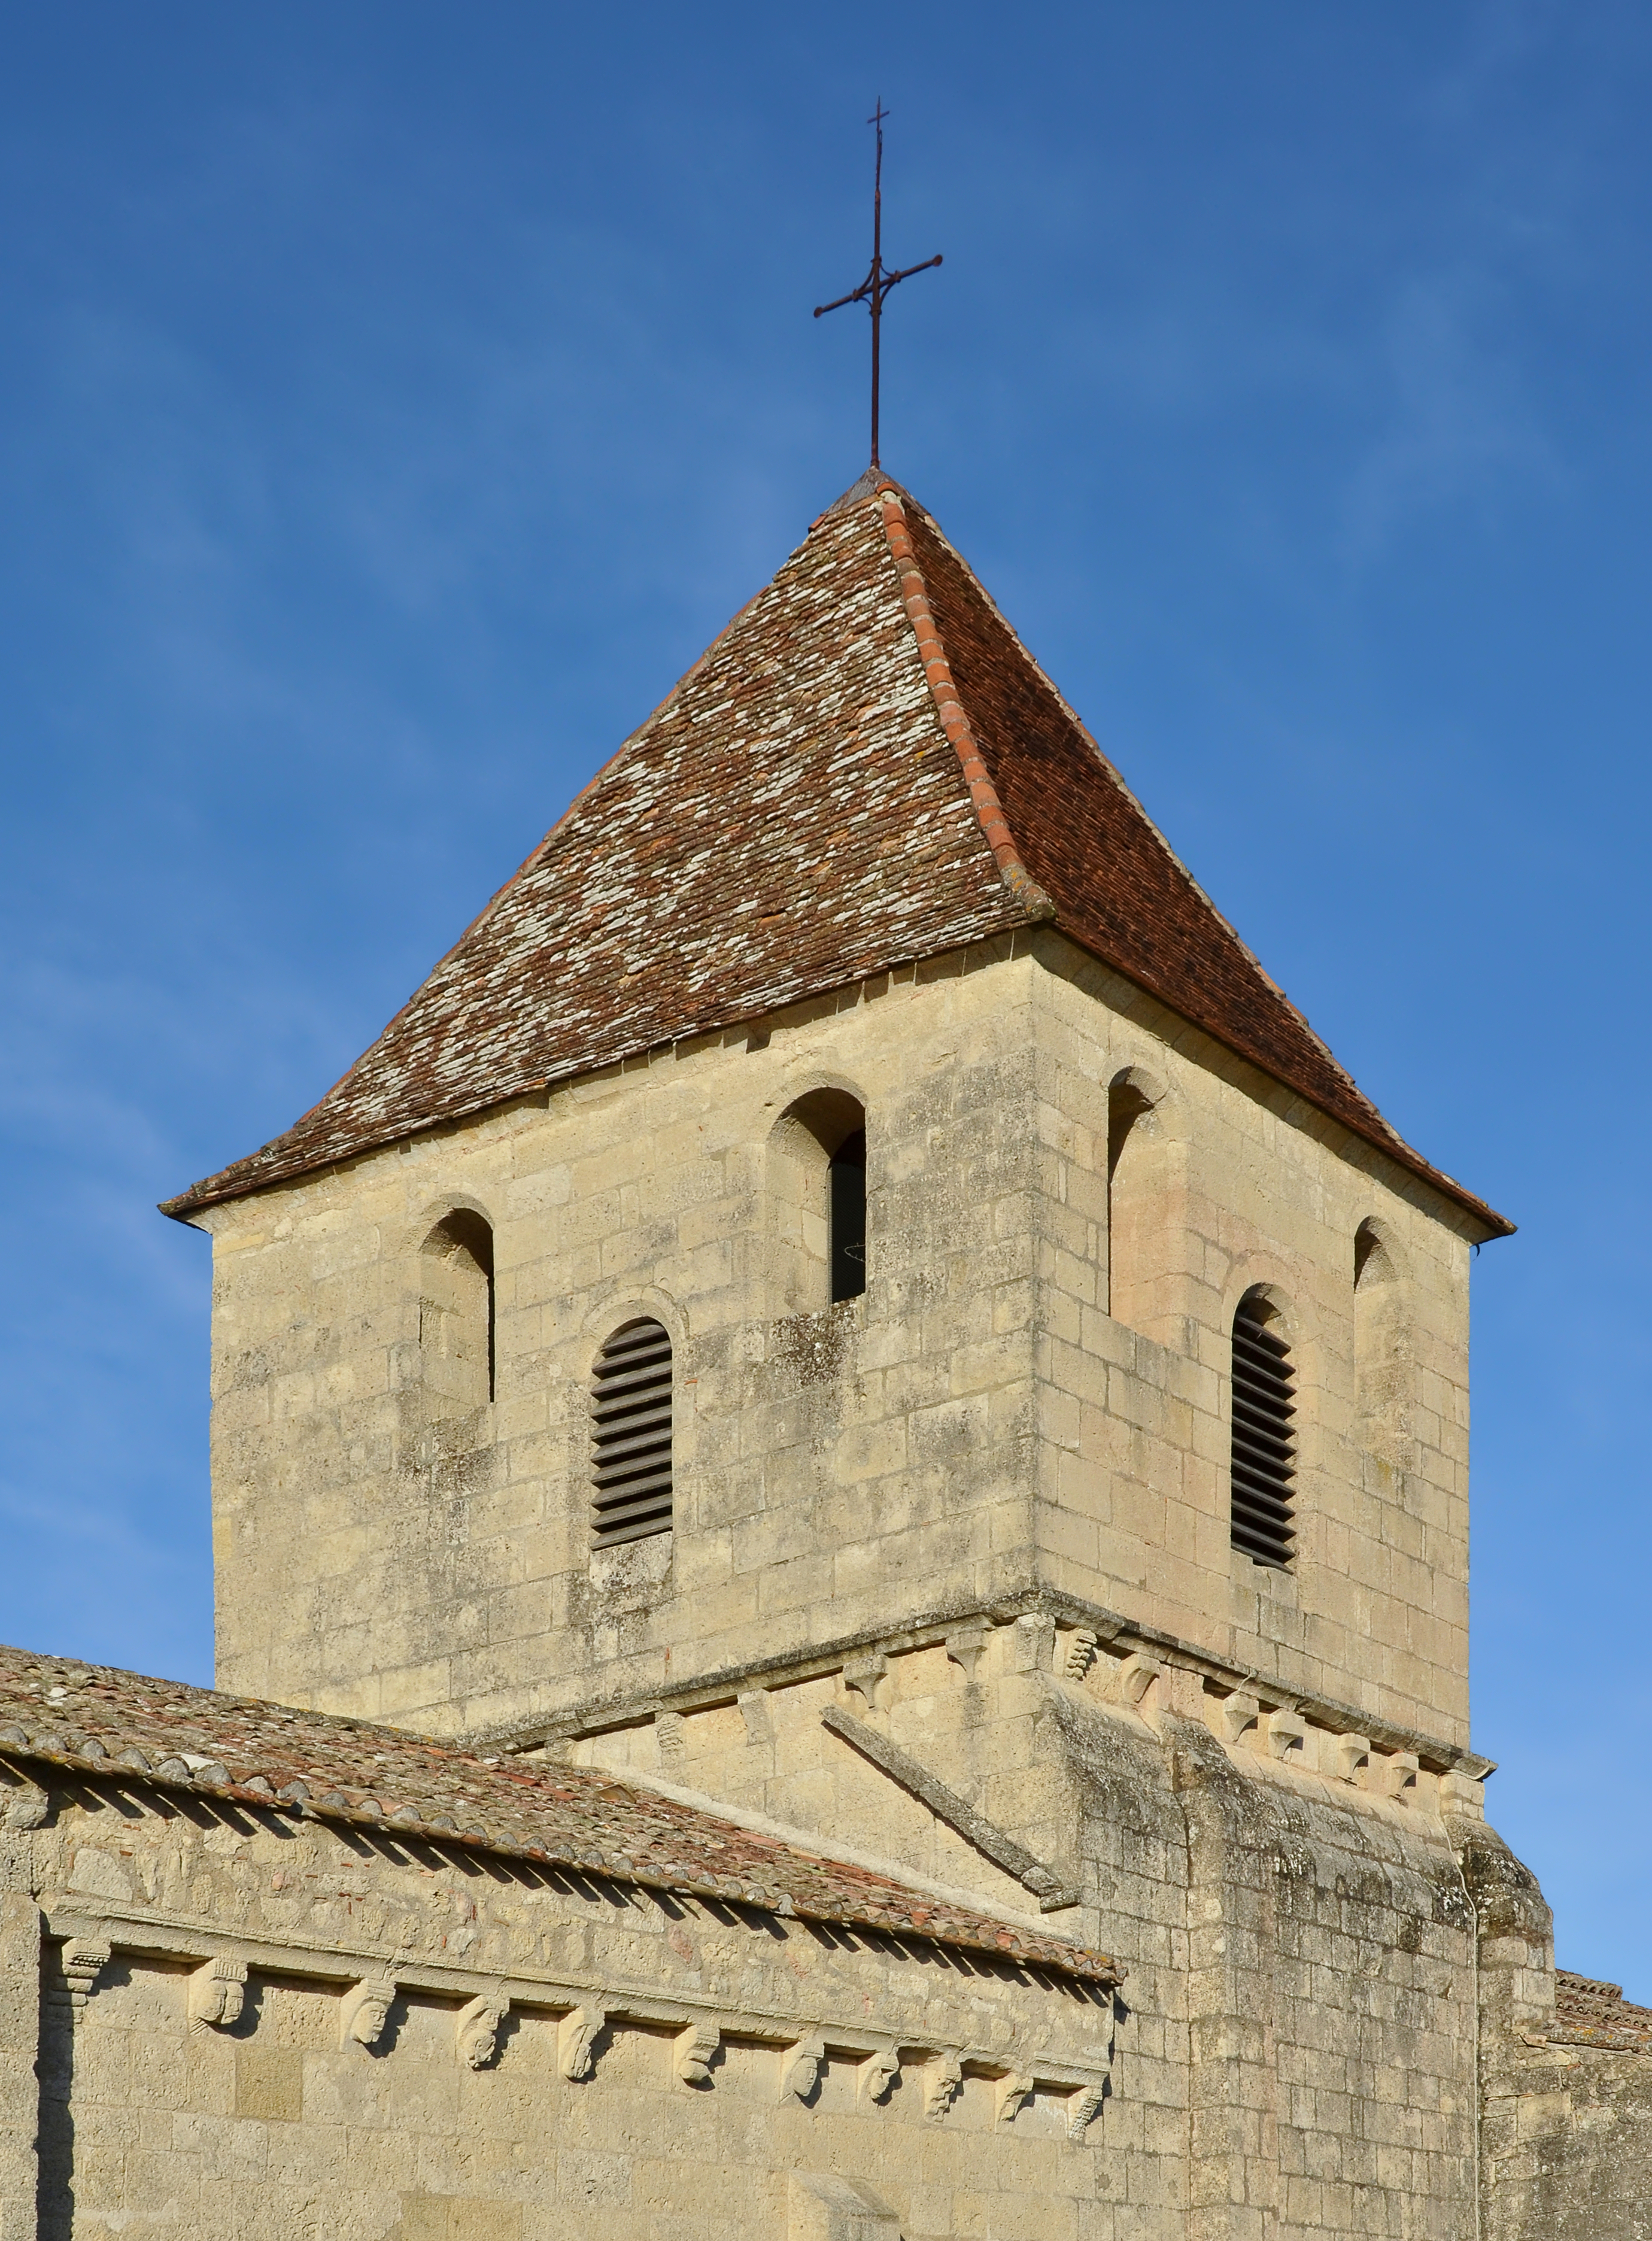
[3,1735,1120,2240]
[489,1592,1496,1787]
[40,1894,1112,2133]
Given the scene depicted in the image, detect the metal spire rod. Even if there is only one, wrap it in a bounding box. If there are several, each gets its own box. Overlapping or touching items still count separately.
[814,101,942,469]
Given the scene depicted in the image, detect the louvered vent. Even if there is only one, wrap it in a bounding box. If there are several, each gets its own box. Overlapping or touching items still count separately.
[590,1319,673,1549]
[1229,1299,1296,1569]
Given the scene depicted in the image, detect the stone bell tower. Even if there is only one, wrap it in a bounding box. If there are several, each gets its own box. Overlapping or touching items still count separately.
[168,468,1522,2235]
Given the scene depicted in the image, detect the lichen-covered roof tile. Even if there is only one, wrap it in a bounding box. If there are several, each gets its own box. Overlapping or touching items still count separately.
[0,1641,1119,1987]
[162,472,1508,1237]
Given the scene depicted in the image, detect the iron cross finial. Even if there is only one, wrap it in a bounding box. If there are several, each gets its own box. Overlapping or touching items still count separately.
[814,103,943,470]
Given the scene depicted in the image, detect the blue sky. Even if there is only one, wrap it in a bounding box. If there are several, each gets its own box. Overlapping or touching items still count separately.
[3,4,1650,1985]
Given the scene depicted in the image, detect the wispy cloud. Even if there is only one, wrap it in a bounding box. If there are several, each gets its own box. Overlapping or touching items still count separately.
[1338,267,1558,560]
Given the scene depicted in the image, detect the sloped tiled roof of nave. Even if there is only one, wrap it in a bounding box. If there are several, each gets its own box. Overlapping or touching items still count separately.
[165,472,1510,1235]
[0,1641,1119,1987]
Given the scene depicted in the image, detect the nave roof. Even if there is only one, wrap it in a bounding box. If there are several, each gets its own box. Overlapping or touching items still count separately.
[0,1639,1119,1988]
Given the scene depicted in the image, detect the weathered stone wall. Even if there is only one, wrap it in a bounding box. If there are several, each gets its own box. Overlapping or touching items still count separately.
[1028,948,1477,1750]
[196,928,1480,1751]
[0,1645,1508,2240]
[1460,1818,1652,2240]
[172,895,1545,2239]
[571,1608,1489,2240]
[6,1665,1641,2239]
[1,1771,1118,2241]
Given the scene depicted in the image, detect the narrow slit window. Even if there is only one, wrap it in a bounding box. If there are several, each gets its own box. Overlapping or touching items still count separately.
[590,1319,673,1550]
[828,1127,867,1304]
[1105,1077,1155,1326]
[1229,1296,1296,1569]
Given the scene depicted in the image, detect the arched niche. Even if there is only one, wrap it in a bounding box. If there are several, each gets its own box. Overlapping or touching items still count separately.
[1106,1064,1173,1337]
[419,1208,495,1413]
[1353,1217,1411,1468]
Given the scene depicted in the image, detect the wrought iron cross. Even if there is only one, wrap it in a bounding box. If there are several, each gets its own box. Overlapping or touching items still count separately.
[814,102,942,470]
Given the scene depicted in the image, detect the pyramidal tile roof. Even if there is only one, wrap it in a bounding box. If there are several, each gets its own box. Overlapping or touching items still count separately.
[163,471,1510,1235]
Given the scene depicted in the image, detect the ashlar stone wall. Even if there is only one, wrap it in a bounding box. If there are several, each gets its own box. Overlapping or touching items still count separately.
[195,928,1486,1753]
[0,1771,1119,2241]
[1459,1820,1652,2241]
[564,1604,1490,2240]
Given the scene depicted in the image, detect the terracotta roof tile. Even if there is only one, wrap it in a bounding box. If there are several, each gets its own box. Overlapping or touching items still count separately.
[163,475,1509,1236]
[1550,1970,1652,2051]
[892,493,1510,1235]
[0,1642,1118,1986]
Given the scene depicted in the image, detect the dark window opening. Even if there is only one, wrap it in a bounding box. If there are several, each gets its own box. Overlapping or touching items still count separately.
[1106,1077,1156,1323]
[590,1319,673,1549]
[829,1128,867,1304]
[1229,1295,1296,1570]
[1107,1081,1153,1188]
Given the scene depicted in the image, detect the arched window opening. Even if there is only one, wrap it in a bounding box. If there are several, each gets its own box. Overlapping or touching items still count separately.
[769,1089,868,1313]
[1353,1219,1410,1462]
[1229,1293,1296,1570]
[829,1128,867,1304]
[420,1210,495,1410]
[1106,1076,1157,1327]
[590,1319,673,1549]
[1353,1220,1387,1292]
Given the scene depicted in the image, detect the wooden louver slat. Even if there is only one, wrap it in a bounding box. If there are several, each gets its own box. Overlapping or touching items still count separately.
[590,1320,673,1549]
[1229,1303,1296,1569]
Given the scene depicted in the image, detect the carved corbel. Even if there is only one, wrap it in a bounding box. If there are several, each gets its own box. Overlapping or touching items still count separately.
[1336,1733,1371,1783]
[1114,1652,1162,1709]
[944,1627,986,1682]
[1265,1709,1306,1762]
[558,2003,606,2081]
[923,2050,962,2120]
[339,1975,397,2051]
[1219,1691,1260,1744]
[860,2042,900,2107]
[455,1993,507,2070]
[995,2072,1035,2125]
[781,2033,825,2102]
[655,1712,687,1769]
[1068,2078,1107,2138]
[842,1654,888,1712]
[62,1936,111,2012]
[737,1692,773,1746]
[674,2021,719,2085]
[187,1955,248,2035]
[1011,1614,1055,1674]
[1374,1750,1420,1803]
[1063,1628,1099,1681]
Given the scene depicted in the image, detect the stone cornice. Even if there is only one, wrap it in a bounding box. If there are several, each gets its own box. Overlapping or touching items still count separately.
[475,1584,1495,1784]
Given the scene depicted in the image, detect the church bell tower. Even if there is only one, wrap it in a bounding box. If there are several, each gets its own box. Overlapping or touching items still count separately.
[162,466,1524,2231]
[168,461,1506,1926]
